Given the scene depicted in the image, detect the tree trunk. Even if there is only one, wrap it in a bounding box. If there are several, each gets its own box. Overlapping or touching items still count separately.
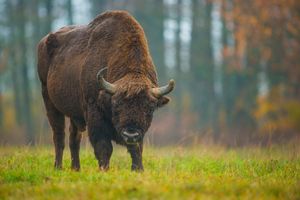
[0,88,3,129]
[17,0,34,144]
[175,0,182,132]
[90,0,106,17]
[190,0,214,131]
[6,0,23,125]
[66,0,74,25]
[31,0,41,85]
[133,0,166,83]
[44,0,53,34]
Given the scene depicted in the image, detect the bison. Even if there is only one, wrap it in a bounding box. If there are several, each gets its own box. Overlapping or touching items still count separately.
[37,10,175,171]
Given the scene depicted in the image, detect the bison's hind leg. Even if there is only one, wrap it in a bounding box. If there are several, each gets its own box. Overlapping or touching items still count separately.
[42,86,65,169]
[69,119,82,171]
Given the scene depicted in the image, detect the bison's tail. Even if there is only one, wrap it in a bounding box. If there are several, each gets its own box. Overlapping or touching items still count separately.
[37,33,58,86]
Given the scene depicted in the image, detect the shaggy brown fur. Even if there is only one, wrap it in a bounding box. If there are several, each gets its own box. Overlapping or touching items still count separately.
[37,10,173,171]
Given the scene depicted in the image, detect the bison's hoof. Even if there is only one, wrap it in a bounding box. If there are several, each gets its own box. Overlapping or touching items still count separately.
[54,164,63,170]
[131,165,144,172]
[71,161,80,171]
[71,166,80,171]
[99,166,109,172]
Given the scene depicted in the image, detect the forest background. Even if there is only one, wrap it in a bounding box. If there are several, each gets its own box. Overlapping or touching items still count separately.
[0,0,299,147]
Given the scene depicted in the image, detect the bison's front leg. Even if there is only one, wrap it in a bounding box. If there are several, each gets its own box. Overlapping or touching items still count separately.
[93,139,113,171]
[127,143,144,171]
[87,104,113,171]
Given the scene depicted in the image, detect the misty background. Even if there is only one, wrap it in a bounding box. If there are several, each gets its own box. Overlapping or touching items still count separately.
[0,0,299,146]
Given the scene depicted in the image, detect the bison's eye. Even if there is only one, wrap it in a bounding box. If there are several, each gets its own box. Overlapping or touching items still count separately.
[114,111,119,116]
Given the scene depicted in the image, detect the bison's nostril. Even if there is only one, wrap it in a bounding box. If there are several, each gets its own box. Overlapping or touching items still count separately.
[126,127,136,133]
[121,130,141,144]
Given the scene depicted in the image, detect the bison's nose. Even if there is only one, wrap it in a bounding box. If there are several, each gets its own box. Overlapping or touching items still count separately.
[121,129,141,144]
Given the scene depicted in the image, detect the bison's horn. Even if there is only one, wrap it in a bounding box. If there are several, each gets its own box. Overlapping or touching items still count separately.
[97,68,116,94]
[150,79,175,98]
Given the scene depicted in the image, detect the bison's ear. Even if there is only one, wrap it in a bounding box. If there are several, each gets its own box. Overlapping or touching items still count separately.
[157,96,170,108]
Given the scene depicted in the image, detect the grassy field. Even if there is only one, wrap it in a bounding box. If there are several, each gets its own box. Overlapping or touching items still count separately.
[0,145,299,200]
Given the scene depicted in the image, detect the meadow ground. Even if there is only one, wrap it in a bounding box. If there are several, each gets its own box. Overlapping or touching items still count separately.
[0,145,299,200]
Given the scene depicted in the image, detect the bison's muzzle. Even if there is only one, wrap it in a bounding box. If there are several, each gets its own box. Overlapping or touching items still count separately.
[121,128,142,144]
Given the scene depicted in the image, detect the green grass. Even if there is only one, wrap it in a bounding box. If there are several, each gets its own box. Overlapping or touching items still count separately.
[0,145,299,200]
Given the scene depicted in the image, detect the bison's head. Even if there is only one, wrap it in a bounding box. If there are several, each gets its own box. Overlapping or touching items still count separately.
[97,68,174,145]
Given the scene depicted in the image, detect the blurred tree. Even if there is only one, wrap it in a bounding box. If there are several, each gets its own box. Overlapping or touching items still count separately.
[16,0,34,143]
[31,0,41,39]
[6,0,23,126]
[0,89,2,129]
[44,0,53,34]
[221,0,258,145]
[31,0,41,85]
[190,0,215,133]
[174,0,182,134]
[133,0,166,83]
[66,0,74,24]
[90,0,106,17]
